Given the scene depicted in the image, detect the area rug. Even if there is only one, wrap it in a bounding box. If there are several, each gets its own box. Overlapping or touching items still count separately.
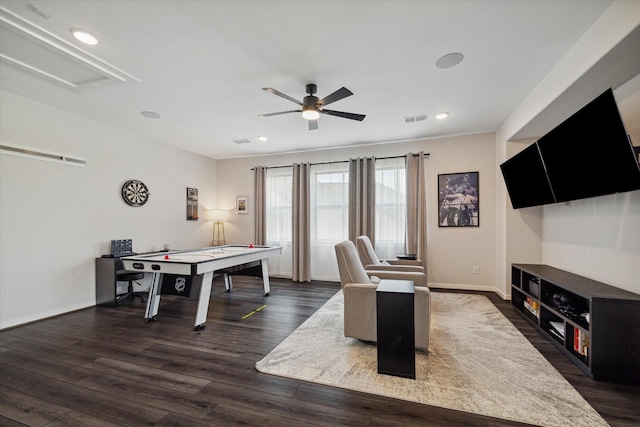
[256,291,608,427]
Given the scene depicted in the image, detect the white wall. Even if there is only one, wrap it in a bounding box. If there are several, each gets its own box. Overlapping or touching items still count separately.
[541,192,639,293]
[0,91,217,329]
[217,133,498,292]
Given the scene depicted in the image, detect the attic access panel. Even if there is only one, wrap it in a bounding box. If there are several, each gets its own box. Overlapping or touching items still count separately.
[0,6,139,91]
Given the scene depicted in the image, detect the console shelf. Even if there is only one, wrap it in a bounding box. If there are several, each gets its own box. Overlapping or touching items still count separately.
[511,264,640,385]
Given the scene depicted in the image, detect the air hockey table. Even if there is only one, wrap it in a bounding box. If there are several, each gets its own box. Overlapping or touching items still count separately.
[121,245,282,330]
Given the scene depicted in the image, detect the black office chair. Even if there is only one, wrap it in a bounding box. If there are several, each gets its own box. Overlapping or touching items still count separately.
[116,259,146,305]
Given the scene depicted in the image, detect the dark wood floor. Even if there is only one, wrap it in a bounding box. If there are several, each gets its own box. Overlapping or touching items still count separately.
[1,277,638,427]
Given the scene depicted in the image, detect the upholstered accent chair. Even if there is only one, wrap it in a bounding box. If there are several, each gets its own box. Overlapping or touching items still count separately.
[355,235,424,273]
[334,240,431,351]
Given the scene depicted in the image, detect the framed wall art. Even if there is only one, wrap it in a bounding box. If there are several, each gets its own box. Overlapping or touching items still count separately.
[438,171,479,227]
[187,187,199,220]
[236,196,248,214]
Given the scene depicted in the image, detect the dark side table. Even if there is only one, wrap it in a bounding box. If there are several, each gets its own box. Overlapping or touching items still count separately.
[376,279,415,379]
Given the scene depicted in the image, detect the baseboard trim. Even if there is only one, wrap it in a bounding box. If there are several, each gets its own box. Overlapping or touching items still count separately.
[428,282,510,300]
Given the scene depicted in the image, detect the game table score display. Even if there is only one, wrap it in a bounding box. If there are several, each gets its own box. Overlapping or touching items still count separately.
[121,245,282,330]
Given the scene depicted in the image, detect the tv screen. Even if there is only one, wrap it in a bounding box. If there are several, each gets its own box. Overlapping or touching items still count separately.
[537,88,640,203]
[500,142,556,209]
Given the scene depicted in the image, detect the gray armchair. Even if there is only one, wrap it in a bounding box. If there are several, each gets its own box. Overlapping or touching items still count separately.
[355,235,424,273]
[334,240,430,351]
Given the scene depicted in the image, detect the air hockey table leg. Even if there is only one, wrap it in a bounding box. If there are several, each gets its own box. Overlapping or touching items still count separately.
[261,259,271,296]
[193,271,214,330]
[145,272,163,322]
[224,273,233,293]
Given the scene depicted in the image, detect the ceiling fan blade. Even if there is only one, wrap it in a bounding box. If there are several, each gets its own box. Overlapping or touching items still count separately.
[262,88,303,106]
[320,109,366,121]
[258,110,301,117]
[308,119,318,131]
[319,87,353,107]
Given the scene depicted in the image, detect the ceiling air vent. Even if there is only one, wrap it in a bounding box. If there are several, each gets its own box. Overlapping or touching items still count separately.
[404,114,428,123]
[232,139,251,144]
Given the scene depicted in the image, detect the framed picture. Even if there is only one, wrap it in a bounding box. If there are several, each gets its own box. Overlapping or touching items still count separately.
[438,172,479,227]
[186,187,198,220]
[236,196,248,214]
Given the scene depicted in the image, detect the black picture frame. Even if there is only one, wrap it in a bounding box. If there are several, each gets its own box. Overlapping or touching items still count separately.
[438,171,479,227]
[187,187,198,220]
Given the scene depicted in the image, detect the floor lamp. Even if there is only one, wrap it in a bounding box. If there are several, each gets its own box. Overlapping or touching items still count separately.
[208,209,227,246]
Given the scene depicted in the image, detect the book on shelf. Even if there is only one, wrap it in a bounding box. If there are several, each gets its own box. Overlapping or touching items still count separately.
[573,326,589,357]
[524,296,540,318]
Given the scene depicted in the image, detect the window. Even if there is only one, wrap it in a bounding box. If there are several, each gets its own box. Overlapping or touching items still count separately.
[310,162,349,280]
[310,163,349,241]
[265,167,292,276]
[375,157,406,259]
[263,157,408,280]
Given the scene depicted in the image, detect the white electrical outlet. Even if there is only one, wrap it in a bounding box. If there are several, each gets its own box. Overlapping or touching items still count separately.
[473,266,479,274]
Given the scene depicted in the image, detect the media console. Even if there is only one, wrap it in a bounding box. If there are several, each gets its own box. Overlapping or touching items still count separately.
[511,264,640,385]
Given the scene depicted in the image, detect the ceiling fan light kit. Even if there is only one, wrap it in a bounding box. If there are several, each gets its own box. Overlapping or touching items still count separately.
[302,107,320,120]
[260,83,365,130]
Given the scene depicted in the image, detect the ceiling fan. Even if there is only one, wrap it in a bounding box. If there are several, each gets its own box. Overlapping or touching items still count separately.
[259,83,366,130]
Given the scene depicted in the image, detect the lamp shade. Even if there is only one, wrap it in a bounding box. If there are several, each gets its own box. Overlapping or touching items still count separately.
[208,209,227,222]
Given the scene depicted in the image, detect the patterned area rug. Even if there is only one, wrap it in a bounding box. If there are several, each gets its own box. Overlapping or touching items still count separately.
[256,291,608,427]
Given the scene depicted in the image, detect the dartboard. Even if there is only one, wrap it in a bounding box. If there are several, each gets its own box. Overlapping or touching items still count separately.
[121,180,150,207]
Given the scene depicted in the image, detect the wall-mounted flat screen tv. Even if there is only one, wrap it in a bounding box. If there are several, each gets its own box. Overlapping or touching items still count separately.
[500,142,556,209]
[536,88,640,203]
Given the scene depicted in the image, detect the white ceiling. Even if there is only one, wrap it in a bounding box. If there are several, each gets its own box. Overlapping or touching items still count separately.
[1,0,635,160]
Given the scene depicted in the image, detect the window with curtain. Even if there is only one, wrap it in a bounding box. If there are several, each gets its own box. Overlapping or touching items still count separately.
[310,162,349,281]
[375,157,406,259]
[263,157,408,281]
[265,167,293,277]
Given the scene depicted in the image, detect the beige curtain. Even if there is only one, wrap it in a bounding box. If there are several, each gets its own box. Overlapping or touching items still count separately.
[292,163,311,282]
[254,166,267,245]
[406,152,427,268]
[348,157,376,244]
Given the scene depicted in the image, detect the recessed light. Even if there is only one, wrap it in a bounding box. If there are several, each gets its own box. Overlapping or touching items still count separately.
[435,112,449,120]
[140,111,161,119]
[70,28,98,45]
[257,136,268,141]
[436,53,463,69]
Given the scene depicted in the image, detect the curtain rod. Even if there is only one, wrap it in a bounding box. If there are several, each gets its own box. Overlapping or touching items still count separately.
[251,153,429,170]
